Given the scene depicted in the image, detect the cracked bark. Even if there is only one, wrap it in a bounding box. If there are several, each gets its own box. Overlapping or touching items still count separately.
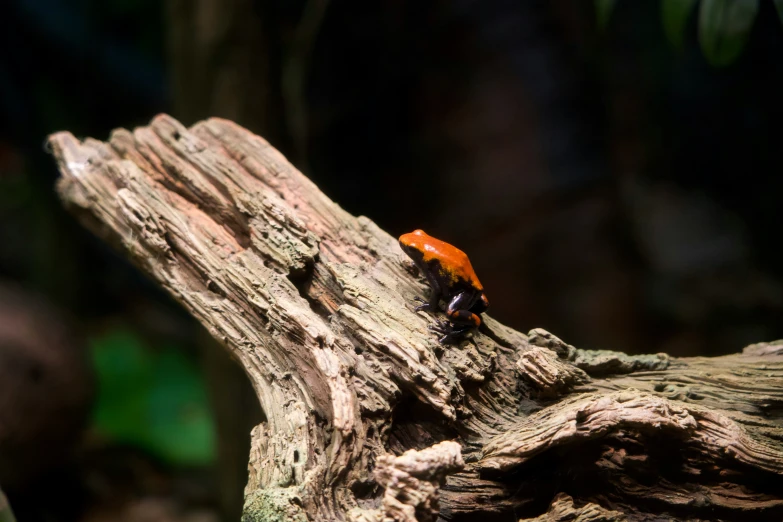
[48,115,783,521]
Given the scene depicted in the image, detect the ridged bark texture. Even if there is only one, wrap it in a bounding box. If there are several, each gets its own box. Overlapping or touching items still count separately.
[48,115,783,521]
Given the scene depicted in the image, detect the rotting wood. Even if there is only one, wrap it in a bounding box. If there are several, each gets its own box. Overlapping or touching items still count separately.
[48,115,783,521]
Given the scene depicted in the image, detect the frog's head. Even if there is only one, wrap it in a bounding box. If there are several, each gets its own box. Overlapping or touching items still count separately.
[398,229,429,263]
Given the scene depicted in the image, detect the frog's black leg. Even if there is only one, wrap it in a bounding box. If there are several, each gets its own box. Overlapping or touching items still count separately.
[447,309,482,329]
[414,267,442,312]
[436,310,481,343]
[427,292,481,344]
[445,292,481,327]
[469,293,489,315]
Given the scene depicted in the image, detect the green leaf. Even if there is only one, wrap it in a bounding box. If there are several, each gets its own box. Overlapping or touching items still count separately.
[90,328,216,466]
[596,0,618,30]
[775,0,783,26]
[90,329,154,446]
[698,0,759,67]
[145,349,216,465]
[0,488,17,522]
[662,0,698,50]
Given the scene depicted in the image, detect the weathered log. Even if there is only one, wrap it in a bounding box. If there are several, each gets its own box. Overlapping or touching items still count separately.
[48,115,783,521]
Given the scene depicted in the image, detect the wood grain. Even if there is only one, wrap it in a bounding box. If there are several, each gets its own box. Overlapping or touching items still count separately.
[49,115,783,521]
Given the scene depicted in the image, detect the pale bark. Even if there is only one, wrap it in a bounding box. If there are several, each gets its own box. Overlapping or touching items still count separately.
[48,115,783,521]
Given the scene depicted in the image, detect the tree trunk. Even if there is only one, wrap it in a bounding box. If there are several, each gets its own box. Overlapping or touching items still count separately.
[47,115,783,521]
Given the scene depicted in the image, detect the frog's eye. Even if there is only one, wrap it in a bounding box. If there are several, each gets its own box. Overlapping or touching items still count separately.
[413,229,426,236]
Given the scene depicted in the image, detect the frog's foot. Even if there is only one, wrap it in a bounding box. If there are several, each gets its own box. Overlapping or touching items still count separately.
[413,296,437,313]
[428,319,471,344]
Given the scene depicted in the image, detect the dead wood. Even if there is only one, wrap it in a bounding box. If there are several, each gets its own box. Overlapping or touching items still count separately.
[48,115,783,521]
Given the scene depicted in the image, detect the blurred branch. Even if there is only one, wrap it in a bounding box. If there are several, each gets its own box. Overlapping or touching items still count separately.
[282,0,331,170]
[166,0,279,136]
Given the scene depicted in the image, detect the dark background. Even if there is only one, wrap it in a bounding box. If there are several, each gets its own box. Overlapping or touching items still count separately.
[1,1,781,521]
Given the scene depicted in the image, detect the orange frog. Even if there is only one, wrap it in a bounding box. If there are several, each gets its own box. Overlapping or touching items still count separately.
[399,229,489,343]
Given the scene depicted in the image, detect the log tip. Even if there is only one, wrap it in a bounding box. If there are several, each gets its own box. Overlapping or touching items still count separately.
[743,339,783,357]
[45,131,94,180]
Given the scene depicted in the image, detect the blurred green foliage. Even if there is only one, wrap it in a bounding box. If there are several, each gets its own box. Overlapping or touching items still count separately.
[596,0,618,30]
[599,0,770,66]
[0,487,17,522]
[698,0,759,67]
[662,0,698,50]
[90,328,216,466]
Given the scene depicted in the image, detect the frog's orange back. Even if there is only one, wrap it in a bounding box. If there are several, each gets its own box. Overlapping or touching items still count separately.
[399,229,483,290]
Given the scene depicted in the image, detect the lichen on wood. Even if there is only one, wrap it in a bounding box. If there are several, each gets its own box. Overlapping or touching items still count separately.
[49,115,783,521]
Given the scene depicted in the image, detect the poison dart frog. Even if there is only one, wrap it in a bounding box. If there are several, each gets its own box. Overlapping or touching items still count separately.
[399,229,489,344]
